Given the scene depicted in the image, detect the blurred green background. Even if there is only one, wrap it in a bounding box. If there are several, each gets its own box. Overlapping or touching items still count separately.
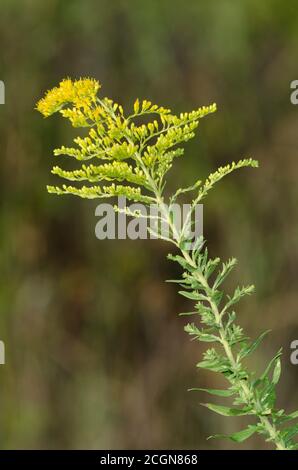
[0,0,298,450]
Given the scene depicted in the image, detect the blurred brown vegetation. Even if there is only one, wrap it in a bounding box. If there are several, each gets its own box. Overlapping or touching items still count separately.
[0,0,298,449]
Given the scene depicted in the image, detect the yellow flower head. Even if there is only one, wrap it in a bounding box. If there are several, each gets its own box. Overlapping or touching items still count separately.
[36,78,100,117]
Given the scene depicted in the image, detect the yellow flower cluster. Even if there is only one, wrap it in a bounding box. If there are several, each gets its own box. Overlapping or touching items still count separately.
[37,77,220,205]
[36,78,100,117]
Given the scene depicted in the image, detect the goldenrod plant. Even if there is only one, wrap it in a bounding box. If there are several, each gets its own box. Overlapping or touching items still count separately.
[37,78,298,449]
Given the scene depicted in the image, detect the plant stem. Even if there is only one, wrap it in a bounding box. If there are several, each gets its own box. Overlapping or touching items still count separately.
[153,193,286,449]
[131,149,287,449]
[182,247,287,449]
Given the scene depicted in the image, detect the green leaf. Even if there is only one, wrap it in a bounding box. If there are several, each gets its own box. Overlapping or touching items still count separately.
[213,258,237,289]
[212,290,224,307]
[178,311,197,316]
[238,330,271,360]
[208,425,257,443]
[204,257,221,279]
[225,311,236,329]
[229,426,258,442]
[170,179,202,203]
[179,290,207,301]
[196,158,259,202]
[196,350,232,373]
[201,403,252,417]
[272,358,282,385]
[184,323,219,342]
[189,388,234,397]
[282,424,298,444]
[225,285,255,310]
[260,349,283,381]
[260,383,276,410]
[191,236,205,258]
[275,410,298,425]
[166,279,186,284]
[197,361,232,374]
[167,253,193,270]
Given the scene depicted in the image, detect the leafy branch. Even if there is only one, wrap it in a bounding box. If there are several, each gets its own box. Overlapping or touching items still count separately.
[37,78,298,449]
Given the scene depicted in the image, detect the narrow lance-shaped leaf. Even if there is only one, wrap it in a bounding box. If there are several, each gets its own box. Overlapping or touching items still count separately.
[189,388,234,397]
[272,358,282,385]
[238,330,271,361]
[201,403,253,417]
[208,425,258,443]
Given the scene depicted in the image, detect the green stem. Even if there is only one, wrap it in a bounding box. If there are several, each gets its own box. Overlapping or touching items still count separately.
[126,137,287,450]
[181,249,287,450]
[147,186,286,449]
